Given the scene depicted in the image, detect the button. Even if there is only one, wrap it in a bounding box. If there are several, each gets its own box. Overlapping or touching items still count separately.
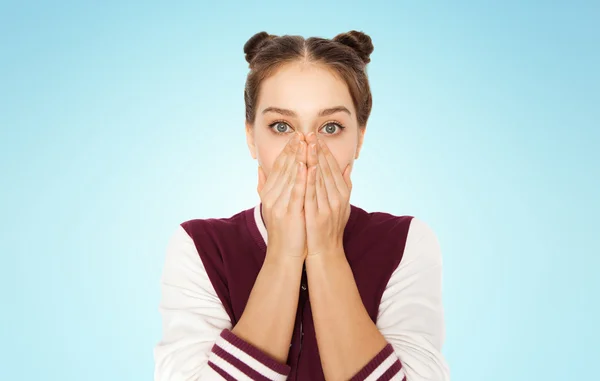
[301,283,307,291]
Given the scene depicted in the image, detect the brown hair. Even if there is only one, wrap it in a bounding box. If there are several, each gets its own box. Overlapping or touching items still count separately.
[243,30,374,129]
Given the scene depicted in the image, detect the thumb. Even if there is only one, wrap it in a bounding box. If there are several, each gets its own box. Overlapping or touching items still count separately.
[343,162,353,189]
[257,166,267,194]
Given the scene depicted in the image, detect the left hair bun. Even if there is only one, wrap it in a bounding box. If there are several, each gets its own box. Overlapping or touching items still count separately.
[332,30,374,64]
[244,31,276,64]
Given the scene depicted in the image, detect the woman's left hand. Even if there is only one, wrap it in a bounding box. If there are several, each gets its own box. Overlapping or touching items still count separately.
[304,133,353,258]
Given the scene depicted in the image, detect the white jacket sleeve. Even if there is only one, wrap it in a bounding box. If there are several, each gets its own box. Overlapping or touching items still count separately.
[153,225,230,381]
[376,218,451,381]
[154,225,291,381]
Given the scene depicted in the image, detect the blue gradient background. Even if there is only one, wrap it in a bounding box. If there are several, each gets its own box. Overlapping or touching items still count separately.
[1,1,598,380]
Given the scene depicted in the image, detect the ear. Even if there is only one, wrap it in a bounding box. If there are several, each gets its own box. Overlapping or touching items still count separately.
[246,120,257,160]
[355,126,366,159]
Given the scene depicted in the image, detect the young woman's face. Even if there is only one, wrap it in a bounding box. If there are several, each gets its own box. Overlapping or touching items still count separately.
[246,62,365,176]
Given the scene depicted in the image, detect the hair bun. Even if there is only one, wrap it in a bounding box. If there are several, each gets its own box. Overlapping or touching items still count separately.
[244,31,276,64]
[332,30,374,64]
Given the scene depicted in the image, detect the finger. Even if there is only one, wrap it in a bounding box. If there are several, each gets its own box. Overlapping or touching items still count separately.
[306,131,317,145]
[342,162,353,192]
[315,164,329,212]
[262,134,299,192]
[297,131,306,144]
[296,140,307,166]
[307,142,318,168]
[316,139,341,201]
[274,156,300,208]
[317,138,348,196]
[257,166,267,194]
[262,134,300,197]
[265,157,297,205]
[265,154,303,208]
[289,161,308,213]
[305,139,319,212]
[268,137,304,200]
[275,141,306,208]
[305,164,318,216]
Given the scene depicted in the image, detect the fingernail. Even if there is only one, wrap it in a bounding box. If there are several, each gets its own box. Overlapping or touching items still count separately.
[310,143,317,155]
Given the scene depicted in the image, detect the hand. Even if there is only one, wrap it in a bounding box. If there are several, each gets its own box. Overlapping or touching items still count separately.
[304,134,353,258]
[257,133,309,262]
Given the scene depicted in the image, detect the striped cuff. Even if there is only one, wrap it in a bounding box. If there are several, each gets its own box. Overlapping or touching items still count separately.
[208,329,291,381]
[350,343,406,381]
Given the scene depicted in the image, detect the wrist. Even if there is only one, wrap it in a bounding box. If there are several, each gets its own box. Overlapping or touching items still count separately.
[305,247,346,267]
[263,251,305,270]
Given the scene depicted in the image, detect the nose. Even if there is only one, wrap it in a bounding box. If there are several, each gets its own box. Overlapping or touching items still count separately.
[295,130,317,143]
[294,124,319,138]
[304,131,317,144]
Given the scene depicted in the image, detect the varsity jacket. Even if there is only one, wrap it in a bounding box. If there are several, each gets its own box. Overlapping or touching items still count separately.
[154,203,450,380]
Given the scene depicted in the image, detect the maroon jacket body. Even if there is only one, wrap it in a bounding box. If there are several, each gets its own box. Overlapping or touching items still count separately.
[180,204,412,380]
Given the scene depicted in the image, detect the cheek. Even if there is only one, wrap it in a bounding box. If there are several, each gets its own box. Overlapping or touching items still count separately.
[332,151,354,172]
[327,140,357,171]
[253,127,287,176]
[256,143,285,176]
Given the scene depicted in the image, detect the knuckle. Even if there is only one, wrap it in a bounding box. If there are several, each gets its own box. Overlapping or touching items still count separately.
[287,174,296,186]
[285,142,296,154]
[273,206,286,219]
[263,199,274,210]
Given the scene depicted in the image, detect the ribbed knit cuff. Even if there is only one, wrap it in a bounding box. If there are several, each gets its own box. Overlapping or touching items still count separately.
[208,329,291,381]
[350,343,406,381]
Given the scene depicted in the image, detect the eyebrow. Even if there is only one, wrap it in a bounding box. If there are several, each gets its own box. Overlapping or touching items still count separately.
[262,106,351,118]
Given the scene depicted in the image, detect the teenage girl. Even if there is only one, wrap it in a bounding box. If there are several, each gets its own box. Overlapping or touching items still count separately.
[154,30,450,381]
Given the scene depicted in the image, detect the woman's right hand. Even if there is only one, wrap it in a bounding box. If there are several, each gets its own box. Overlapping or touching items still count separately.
[257,132,308,262]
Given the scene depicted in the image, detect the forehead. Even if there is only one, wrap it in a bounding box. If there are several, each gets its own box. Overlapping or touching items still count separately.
[257,62,355,115]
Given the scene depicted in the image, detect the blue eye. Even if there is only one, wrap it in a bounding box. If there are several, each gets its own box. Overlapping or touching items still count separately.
[268,121,345,135]
[269,121,293,135]
[321,122,345,135]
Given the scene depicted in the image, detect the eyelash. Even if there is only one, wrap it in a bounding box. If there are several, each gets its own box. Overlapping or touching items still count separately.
[267,119,346,135]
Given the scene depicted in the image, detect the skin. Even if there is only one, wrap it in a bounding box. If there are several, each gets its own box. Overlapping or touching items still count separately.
[245,61,365,178]
[234,61,387,379]
[304,134,389,380]
[231,135,307,363]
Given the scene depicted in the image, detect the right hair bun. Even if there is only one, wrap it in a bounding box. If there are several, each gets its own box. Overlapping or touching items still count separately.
[333,30,374,64]
[244,31,276,64]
